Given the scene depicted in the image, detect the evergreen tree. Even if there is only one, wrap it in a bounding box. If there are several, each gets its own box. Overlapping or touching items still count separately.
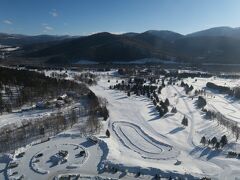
[215,142,220,149]
[162,104,168,114]
[197,96,207,108]
[200,136,207,146]
[154,174,160,180]
[211,137,217,146]
[171,107,177,113]
[165,98,170,106]
[182,116,188,126]
[158,107,164,117]
[153,99,157,106]
[220,135,228,147]
[162,79,165,87]
[208,139,211,146]
[189,85,194,91]
[106,129,110,138]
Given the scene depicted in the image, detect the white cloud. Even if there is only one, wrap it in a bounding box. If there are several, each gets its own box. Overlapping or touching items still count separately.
[110,32,125,35]
[42,23,54,33]
[45,26,53,31]
[3,19,13,25]
[49,9,58,17]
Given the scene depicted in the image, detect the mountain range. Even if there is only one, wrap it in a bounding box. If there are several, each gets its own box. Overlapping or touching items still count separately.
[2,26,240,64]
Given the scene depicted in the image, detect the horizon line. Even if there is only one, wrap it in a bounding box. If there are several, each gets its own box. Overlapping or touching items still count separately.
[1,25,240,37]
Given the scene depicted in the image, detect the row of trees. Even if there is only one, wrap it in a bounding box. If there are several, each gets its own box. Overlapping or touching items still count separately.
[165,71,212,79]
[200,135,228,149]
[110,79,158,98]
[194,89,206,96]
[155,99,170,117]
[0,108,80,152]
[227,151,240,158]
[216,113,240,141]
[206,82,231,94]
[204,109,240,141]
[206,82,240,99]
[85,91,109,134]
[110,77,171,118]
[180,81,194,94]
[74,72,97,85]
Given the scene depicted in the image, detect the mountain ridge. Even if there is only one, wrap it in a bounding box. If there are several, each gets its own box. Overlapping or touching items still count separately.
[2,26,240,64]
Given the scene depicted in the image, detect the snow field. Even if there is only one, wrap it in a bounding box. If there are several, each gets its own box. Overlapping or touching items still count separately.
[90,74,240,179]
[2,69,240,179]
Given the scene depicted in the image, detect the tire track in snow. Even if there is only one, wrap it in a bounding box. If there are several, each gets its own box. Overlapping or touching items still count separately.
[171,86,196,147]
[112,121,179,160]
[171,85,235,177]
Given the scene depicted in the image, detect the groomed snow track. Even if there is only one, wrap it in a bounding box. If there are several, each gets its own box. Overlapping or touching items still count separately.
[112,121,179,160]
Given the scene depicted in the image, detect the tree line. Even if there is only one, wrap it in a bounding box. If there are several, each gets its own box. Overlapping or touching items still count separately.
[203,109,240,141]
[200,135,228,150]
[206,82,240,99]
[0,109,80,152]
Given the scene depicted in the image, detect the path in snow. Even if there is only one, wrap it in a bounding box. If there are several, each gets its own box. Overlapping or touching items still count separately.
[170,85,240,179]
[171,85,196,147]
[112,121,179,160]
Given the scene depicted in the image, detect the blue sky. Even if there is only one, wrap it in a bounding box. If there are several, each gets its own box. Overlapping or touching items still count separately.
[0,0,240,35]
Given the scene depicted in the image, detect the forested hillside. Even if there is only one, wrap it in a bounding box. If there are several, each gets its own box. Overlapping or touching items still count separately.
[0,67,89,113]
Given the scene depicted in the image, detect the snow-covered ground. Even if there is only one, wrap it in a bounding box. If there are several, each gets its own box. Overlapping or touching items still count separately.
[0,118,161,180]
[184,77,240,123]
[0,101,85,128]
[0,45,19,52]
[1,69,240,179]
[89,74,240,179]
[6,136,101,180]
